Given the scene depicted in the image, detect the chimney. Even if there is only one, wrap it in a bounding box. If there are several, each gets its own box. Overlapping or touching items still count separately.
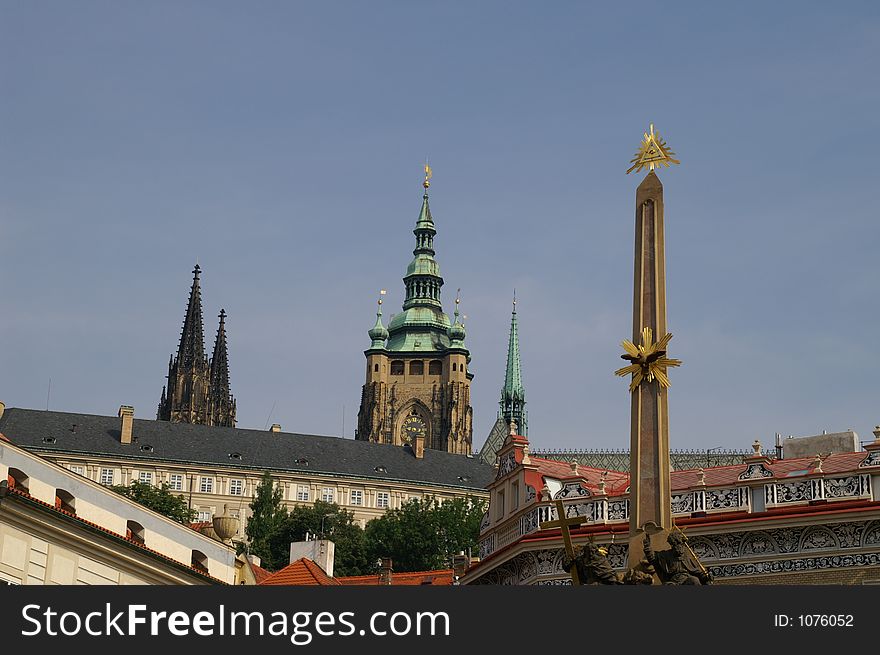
[270,424,281,433]
[378,557,393,585]
[414,433,425,459]
[118,405,134,444]
[452,552,468,580]
[289,539,335,578]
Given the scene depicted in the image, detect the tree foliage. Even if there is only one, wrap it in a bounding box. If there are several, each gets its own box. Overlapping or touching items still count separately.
[110,480,196,524]
[364,496,485,572]
[244,471,289,570]
[269,501,370,577]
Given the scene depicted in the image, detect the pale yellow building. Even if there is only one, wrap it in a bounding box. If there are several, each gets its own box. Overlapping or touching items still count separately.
[0,435,239,585]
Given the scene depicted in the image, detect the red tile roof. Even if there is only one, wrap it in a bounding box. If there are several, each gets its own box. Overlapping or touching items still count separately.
[259,558,340,586]
[249,561,272,585]
[337,569,454,586]
[530,451,874,494]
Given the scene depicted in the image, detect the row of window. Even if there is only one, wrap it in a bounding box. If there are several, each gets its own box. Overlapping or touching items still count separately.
[76,465,396,509]
[389,360,447,376]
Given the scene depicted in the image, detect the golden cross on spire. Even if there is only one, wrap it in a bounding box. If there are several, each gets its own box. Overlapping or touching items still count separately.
[626,123,680,174]
[424,161,432,190]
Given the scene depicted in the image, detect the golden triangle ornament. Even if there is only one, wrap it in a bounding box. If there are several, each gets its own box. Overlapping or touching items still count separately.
[626,123,680,175]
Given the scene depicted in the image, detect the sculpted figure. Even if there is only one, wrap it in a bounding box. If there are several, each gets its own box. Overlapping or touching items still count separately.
[563,541,622,585]
[643,531,713,585]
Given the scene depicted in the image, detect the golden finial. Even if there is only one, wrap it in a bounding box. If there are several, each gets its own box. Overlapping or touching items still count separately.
[424,160,432,190]
[626,123,680,175]
[378,288,386,307]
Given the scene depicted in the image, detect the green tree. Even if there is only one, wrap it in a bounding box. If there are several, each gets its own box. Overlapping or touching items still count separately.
[244,471,288,570]
[364,496,486,572]
[270,501,369,576]
[110,480,196,524]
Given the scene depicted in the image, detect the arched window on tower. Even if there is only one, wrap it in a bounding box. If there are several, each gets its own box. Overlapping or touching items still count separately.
[410,361,424,376]
[390,361,404,376]
[452,363,457,372]
[374,363,379,373]
[429,360,442,375]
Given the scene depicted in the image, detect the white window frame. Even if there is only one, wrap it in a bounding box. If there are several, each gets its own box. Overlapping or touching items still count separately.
[168,474,184,491]
[138,471,153,485]
[0,572,21,585]
[377,492,390,509]
[196,510,212,522]
[350,490,363,506]
[296,485,310,502]
[321,487,335,503]
[69,465,85,476]
[229,479,244,496]
[100,468,114,485]
[200,477,214,494]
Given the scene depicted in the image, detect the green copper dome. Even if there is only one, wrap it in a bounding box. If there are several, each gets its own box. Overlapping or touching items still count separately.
[367,303,389,349]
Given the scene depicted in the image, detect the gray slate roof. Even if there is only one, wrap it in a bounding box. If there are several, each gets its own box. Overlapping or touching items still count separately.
[0,408,493,492]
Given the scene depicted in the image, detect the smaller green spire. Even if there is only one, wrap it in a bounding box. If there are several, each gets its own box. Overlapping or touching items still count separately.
[499,292,526,435]
[448,289,466,347]
[368,290,389,348]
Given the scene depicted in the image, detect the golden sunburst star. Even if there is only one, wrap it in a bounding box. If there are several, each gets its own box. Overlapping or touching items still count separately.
[615,327,682,393]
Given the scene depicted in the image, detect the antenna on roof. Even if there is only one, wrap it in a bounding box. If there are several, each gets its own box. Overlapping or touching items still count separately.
[263,400,277,430]
[46,377,51,411]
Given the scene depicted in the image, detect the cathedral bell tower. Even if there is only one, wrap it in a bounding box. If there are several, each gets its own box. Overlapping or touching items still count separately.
[356,167,474,455]
[158,265,236,427]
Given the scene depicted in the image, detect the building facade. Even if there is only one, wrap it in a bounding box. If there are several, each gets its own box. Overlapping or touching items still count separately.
[0,404,492,543]
[0,436,237,585]
[462,426,880,585]
[356,176,474,456]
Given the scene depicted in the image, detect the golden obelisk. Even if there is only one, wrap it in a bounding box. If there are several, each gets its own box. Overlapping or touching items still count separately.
[616,124,682,573]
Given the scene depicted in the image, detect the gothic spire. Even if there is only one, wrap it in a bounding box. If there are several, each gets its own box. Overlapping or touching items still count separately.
[210,309,230,394]
[499,293,526,434]
[209,308,236,427]
[177,264,206,369]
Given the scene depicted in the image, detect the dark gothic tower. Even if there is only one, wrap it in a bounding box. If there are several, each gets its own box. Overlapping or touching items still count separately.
[158,265,235,427]
[208,309,236,427]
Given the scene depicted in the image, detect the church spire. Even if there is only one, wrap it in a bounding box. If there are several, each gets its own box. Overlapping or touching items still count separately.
[209,309,236,427]
[177,264,206,369]
[499,293,527,435]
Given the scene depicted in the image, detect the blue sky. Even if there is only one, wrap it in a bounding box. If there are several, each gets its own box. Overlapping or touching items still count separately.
[2,1,879,453]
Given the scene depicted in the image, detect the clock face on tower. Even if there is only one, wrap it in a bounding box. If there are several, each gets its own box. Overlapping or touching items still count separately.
[402,415,426,444]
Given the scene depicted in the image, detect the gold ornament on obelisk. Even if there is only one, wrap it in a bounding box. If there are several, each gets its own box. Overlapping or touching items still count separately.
[626,123,680,175]
[615,327,682,393]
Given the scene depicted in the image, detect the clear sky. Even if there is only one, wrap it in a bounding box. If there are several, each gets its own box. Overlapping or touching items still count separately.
[2,1,879,453]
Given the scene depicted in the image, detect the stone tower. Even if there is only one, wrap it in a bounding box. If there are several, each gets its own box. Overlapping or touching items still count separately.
[499,296,526,435]
[158,265,236,427]
[356,173,473,455]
